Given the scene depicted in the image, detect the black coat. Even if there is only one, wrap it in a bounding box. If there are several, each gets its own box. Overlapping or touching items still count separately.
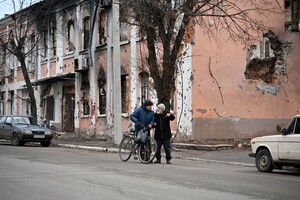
[154,112,175,140]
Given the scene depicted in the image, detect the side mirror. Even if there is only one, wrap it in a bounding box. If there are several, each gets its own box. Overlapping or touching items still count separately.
[281,128,288,136]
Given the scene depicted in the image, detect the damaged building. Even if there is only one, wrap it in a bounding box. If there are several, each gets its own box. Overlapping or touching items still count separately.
[0,0,300,142]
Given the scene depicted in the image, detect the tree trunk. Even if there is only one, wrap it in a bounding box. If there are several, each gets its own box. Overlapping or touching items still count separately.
[20,59,37,118]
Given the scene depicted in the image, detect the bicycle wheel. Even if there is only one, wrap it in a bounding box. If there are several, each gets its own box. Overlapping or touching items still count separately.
[138,137,157,164]
[119,135,135,162]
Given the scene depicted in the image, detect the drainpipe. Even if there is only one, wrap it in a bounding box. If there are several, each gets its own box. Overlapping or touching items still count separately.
[130,22,137,115]
[112,0,122,144]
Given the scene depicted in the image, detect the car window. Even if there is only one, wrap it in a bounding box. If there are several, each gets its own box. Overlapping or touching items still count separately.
[0,117,6,124]
[13,116,28,124]
[286,118,296,134]
[5,117,12,124]
[28,117,38,125]
[12,116,39,125]
[294,118,300,134]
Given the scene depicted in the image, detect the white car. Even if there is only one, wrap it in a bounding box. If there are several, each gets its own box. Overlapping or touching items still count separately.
[249,115,300,172]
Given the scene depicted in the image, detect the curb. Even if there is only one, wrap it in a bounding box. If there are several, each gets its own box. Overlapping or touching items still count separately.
[57,144,119,153]
[172,143,233,151]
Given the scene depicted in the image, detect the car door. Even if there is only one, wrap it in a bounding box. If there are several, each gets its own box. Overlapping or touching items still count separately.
[278,117,300,160]
[0,116,8,139]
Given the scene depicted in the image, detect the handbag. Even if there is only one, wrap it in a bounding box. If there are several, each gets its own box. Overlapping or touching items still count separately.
[136,129,147,144]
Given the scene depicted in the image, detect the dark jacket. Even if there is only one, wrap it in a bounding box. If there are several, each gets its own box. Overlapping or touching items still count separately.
[130,105,154,134]
[154,112,175,140]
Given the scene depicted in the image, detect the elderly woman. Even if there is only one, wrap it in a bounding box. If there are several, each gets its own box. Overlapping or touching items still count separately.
[154,103,175,164]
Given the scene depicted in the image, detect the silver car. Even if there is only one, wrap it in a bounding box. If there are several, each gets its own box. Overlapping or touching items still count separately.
[0,115,53,147]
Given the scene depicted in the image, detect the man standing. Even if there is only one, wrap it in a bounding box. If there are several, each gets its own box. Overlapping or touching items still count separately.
[154,103,175,164]
[130,100,155,134]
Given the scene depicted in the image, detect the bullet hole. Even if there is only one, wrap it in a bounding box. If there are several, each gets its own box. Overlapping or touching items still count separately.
[196,108,207,114]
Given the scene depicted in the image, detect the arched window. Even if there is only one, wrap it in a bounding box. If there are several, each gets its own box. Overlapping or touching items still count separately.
[67,20,75,52]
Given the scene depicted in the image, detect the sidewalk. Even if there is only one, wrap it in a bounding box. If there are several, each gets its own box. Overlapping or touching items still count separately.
[52,137,255,167]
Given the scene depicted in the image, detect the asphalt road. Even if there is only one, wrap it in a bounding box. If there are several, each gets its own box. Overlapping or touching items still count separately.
[0,143,299,200]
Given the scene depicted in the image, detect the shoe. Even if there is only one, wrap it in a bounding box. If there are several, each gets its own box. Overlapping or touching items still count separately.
[166,160,171,164]
[154,159,161,163]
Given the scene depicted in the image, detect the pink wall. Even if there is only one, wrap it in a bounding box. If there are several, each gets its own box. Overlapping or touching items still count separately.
[191,1,300,140]
[63,57,75,74]
[40,63,47,78]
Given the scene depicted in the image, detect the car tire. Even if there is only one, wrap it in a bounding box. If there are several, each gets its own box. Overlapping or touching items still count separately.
[256,149,274,172]
[40,141,51,147]
[11,133,24,146]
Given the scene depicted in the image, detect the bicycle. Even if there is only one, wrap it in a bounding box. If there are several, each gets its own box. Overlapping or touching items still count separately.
[119,125,157,164]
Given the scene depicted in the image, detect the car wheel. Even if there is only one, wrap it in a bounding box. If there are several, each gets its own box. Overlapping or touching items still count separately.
[11,133,23,146]
[255,149,274,172]
[40,141,51,147]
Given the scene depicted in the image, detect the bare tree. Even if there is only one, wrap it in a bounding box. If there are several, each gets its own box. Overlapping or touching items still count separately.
[0,0,58,118]
[119,0,281,111]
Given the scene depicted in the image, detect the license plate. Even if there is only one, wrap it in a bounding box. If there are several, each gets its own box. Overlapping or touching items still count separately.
[34,135,45,139]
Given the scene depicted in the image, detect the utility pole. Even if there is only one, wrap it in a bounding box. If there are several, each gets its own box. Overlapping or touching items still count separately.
[112,0,122,144]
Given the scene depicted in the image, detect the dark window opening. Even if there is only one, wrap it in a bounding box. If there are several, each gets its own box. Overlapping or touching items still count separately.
[81,70,90,89]
[67,20,75,52]
[81,71,90,116]
[82,91,90,116]
[121,75,129,113]
[98,11,107,45]
[51,25,56,56]
[83,17,90,49]
[285,0,300,32]
[98,69,106,115]
[43,30,48,59]
[140,72,149,105]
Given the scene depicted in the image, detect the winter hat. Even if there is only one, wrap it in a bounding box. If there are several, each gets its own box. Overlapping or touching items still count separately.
[144,99,153,106]
[157,103,165,111]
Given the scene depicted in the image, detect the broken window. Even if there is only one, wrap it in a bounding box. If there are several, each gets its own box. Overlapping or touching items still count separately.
[120,22,128,41]
[50,20,57,57]
[121,74,129,113]
[21,90,30,115]
[83,16,90,50]
[8,91,14,115]
[0,92,4,115]
[28,33,36,71]
[81,71,90,116]
[98,69,106,115]
[140,72,149,104]
[98,10,107,45]
[82,91,90,116]
[285,0,300,32]
[42,30,48,60]
[139,26,147,40]
[67,20,75,52]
